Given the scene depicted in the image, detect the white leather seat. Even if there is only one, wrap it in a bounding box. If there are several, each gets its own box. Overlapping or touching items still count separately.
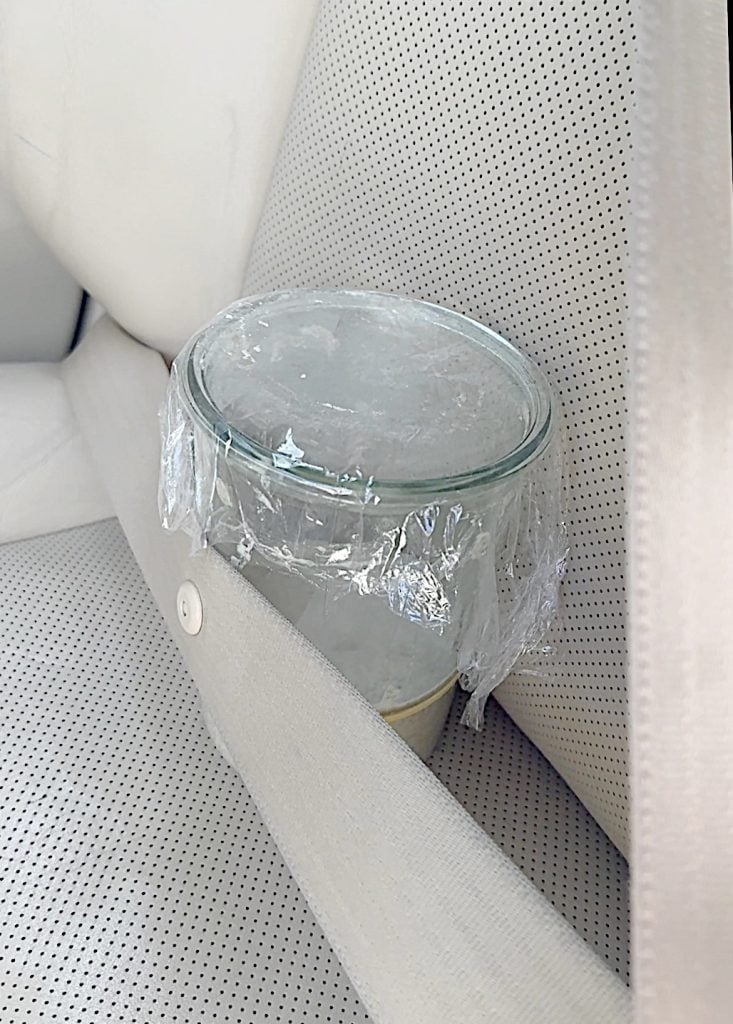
[0,2,634,1020]
[1,0,730,1021]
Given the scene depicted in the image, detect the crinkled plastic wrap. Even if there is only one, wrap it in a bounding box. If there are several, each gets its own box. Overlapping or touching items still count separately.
[159,291,566,725]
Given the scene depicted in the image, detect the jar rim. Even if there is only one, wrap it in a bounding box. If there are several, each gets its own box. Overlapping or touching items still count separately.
[181,289,555,505]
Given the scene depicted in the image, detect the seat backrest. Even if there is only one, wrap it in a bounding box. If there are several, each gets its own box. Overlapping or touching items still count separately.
[243,0,632,854]
[0,0,318,359]
[0,0,632,854]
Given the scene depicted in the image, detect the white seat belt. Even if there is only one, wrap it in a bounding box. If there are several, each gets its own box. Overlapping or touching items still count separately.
[629,2,733,1021]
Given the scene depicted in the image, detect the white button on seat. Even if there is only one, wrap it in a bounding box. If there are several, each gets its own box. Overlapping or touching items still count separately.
[176,580,203,635]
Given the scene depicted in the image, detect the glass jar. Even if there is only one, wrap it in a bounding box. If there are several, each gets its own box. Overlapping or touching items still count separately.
[160,290,561,754]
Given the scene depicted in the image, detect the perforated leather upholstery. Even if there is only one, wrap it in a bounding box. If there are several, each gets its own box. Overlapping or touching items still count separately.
[0,517,628,1024]
[244,0,632,854]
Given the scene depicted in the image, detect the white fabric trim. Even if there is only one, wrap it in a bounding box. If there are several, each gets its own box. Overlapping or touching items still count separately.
[0,361,112,543]
[629,1,733,1021]
[65,317,630,1024]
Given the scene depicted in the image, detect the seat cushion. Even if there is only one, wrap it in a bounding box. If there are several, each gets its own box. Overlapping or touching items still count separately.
[0,518,627,1023]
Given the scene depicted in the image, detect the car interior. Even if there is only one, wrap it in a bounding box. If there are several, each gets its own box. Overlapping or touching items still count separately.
[0,2,731,1022]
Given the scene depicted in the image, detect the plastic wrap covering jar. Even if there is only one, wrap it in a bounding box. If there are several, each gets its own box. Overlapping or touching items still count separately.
[160,290,563,759]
